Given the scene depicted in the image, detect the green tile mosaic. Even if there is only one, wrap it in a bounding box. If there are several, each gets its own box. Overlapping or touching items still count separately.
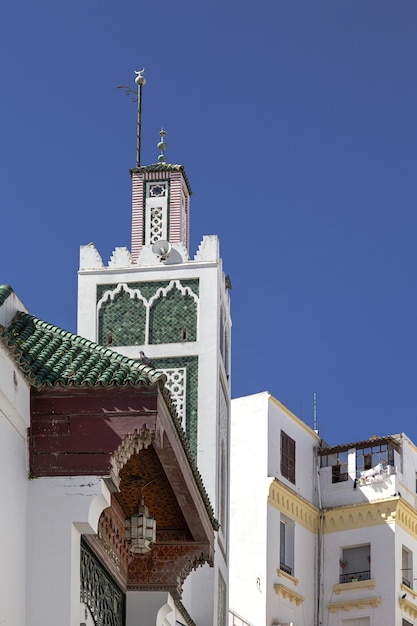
[98,291,146,346]
[217,571,227,626]
[150,355,198,459]
[149,287,197,344]
[97,280,199,347]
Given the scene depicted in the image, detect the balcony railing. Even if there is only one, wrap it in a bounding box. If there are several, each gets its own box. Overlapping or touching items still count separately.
[280,562,293,576]
[339,569,371,584]
[402,576,413,589]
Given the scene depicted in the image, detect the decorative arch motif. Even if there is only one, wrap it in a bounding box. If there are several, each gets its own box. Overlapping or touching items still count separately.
[96,280,199,347]
[149,281,198,344]
[110,427,154,488]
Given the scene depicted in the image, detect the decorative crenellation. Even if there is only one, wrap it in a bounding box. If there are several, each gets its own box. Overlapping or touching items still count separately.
[328,597,381,613]
[274,583,304,605]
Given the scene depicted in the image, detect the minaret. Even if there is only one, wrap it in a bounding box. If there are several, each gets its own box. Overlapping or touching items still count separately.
[77,70,231,626]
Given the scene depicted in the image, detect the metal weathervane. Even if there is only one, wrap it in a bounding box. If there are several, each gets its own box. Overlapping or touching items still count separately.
[117,69,146,167]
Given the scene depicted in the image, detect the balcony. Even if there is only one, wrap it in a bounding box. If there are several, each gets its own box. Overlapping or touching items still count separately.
[280,562,293,576]
[339,569,371,584]
[403,576,413,590]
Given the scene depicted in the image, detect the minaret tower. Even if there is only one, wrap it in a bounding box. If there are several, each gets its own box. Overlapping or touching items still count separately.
[77,70,231,626]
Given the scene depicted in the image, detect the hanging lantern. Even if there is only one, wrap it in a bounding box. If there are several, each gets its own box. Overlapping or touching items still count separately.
[125,498,156,554]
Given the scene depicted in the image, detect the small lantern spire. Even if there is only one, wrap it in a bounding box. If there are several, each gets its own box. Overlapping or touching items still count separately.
[157,128,167,163]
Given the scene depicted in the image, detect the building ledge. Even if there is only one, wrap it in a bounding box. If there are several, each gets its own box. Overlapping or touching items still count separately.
[277,568,299,586]
[401,583,417,601]
[328,597,380,613]
[274,584,304,605]
[333,578,376,594]
[400,596,417,618]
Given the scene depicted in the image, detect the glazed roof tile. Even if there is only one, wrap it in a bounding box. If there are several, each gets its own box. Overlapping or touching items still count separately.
[0,311,166,389]
[0,284,13,307]
[130,163,192,195]
[0,310,218,528]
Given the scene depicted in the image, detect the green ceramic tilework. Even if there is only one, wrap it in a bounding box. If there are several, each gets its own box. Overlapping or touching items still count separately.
[98,291,146,346]
[97,280,199,347]
[150,355,198,459]
[0,285,13,306]
[0,311,164,388]
[149,287,197,344]
[217,571,227,626]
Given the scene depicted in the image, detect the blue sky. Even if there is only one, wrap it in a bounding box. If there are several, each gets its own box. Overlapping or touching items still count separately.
[1,1,417,446]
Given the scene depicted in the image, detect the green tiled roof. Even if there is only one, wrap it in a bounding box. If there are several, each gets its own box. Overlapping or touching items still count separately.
[0,284,13,307]
[130,163,192,195]
[0,311,166,389]
[0,310,219,530]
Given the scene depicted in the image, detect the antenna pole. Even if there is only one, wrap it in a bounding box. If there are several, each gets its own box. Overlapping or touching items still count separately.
[134,69,146,167]
[313,392,317,432]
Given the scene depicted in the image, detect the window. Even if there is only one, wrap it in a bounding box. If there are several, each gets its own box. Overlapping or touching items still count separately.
[402,546,413,589]
[340,544,371,584]
[321,451,348,483]
[403,620,413,626]
[356,443,394,474]
[279,515,294,576]
[281,431,295,484]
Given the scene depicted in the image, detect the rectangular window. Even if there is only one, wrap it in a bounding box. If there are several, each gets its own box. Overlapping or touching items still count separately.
[279,515,294,576]
[356,443,393,474]
[340,544,371,584]
[321,451,349,483]
[402,546,413,589]
[281,431,296,484]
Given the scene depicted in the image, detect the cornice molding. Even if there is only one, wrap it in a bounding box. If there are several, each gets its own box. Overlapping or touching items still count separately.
[396,498,417,538]
[333,578,376,595]
[401,583,417,601]
[323,497,399,533]
[277,568,299,587]
[274,583,304,605]
[399,596,417,618]
[268,482,417,538]
[328,597,380,613]
[268,480,319,533]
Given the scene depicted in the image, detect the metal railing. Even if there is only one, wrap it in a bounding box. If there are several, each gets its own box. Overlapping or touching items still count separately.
[402,576,413,589]
[280,562,293,576]
[339,569,371,584]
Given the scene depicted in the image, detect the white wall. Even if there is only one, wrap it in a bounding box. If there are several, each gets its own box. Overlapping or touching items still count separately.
[0,342,30,626]
[25,477,110,626]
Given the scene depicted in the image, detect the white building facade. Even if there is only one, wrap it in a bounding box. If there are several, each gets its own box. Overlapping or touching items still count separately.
[230,391,417,626]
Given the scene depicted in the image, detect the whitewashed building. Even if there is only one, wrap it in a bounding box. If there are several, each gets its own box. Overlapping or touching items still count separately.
[230,391,417,626]
[0,284,218,626]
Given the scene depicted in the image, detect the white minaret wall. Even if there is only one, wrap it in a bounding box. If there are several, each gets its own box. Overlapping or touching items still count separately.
[78,160,231,626]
